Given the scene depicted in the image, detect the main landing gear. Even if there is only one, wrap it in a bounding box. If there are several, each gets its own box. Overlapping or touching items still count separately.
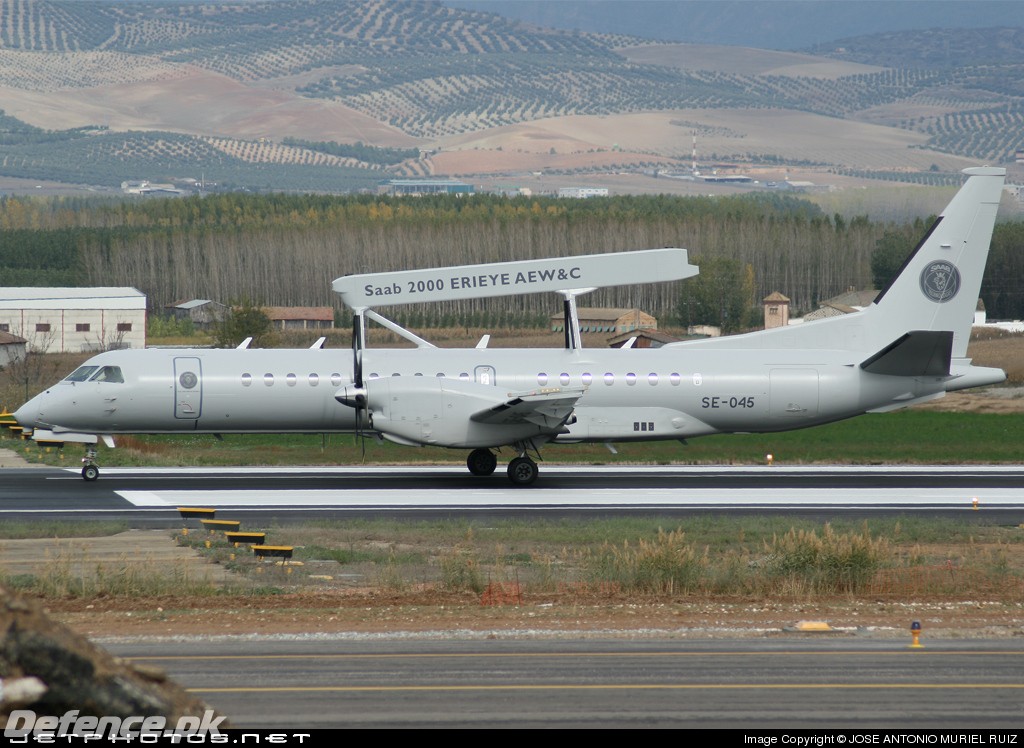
[466,447,540,486]
[507,456,539,486]
[82,446,99,482]
[467,448,498,476]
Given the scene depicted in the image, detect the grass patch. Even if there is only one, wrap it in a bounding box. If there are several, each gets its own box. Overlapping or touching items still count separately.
[764,524,890,594]
[0,521,129,539]
[3,516,1023,601]
[4,547,223,598]
[217,516,1024,602]
[299,544,426,565]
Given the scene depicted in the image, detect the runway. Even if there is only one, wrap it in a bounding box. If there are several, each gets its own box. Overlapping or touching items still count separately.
[2,464,1024,522]
[107,638,1024,729]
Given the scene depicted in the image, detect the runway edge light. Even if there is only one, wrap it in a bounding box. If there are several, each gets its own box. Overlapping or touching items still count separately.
[910,620,924,648]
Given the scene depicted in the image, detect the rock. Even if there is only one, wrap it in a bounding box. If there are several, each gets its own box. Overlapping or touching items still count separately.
[0,677,48,708]
[0,586,227,729]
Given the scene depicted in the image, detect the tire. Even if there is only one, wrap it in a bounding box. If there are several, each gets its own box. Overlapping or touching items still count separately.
[467,449,497,476]
[507,456,538,486]
[82,464,99,482]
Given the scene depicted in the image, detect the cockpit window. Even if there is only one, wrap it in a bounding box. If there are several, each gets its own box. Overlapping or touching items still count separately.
[89,366,124,383]
[65,366,99,382]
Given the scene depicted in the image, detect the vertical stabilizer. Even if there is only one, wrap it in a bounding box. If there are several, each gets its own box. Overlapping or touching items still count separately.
[868,167,1005,357]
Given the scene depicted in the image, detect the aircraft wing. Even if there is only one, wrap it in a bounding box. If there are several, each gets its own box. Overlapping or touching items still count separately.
[470,387,585,430]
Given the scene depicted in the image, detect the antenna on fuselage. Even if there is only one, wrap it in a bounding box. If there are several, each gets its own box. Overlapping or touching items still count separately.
[559,288,595,350]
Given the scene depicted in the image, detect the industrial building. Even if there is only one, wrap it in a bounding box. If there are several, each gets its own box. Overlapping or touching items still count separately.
[0,287,147,353]
[378,179,473,196]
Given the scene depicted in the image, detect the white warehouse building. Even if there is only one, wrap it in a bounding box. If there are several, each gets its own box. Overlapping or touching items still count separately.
[0,287,147,353]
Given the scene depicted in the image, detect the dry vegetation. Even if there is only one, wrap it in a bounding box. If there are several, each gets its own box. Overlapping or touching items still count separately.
[5,519,1024,640]
[0,49,187,91]
[202,137,383,170]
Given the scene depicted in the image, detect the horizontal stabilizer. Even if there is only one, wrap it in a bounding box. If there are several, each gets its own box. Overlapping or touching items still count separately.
[470,387,585,430]
[860,330,953,377]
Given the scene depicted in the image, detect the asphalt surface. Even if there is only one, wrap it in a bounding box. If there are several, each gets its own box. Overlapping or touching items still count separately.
[2,463,1024,524]
[106,638,1024,729]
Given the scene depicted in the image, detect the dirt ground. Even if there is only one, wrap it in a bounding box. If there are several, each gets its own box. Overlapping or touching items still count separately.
[38,587,1024,642]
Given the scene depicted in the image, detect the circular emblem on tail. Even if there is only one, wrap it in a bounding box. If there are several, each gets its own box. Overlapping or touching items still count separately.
[919,261,961,303]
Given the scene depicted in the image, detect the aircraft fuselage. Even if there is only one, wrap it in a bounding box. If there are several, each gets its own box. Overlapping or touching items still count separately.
[17,342,945,443]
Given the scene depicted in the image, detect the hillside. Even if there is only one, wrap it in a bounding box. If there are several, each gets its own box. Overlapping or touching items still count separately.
[0,0,1020,193]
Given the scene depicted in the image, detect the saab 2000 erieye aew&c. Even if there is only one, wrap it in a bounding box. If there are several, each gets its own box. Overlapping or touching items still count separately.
[13,167,1008,485]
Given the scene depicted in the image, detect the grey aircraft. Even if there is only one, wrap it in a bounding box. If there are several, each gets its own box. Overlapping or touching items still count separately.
[14,167,1007,485]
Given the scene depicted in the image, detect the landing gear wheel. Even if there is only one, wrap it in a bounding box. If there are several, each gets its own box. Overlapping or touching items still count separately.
[82,464,99,482]
[467,449,498,476]
[507,456,538,486]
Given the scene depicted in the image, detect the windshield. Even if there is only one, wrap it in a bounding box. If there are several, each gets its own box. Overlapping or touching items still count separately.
[89,366,124,383]
[64,366,99,383]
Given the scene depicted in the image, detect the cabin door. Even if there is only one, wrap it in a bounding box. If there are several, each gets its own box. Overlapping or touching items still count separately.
[173,357,203,419]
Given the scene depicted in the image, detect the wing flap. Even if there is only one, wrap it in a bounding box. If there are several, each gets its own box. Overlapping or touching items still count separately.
[470,387,585,429]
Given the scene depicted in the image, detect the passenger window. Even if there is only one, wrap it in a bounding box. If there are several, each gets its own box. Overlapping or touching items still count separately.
[604,372,614,385]
[459,372,470,381]
[559,373,570,386]
[286,373,297,387]
[670,373,681,386]
[331,373,342,386]
[242,373,252,387]
[648,373,658,386]
[581,372,592,386]
[537,373,548,386]
[626,372,637,386]
[308,373,319,386]
[264,373,274,386]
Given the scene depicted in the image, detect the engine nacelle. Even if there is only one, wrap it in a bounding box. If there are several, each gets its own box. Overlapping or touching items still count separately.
[343,376,564,448]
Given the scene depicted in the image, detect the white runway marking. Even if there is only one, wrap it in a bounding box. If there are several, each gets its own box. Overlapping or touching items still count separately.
[117,487,1021,510]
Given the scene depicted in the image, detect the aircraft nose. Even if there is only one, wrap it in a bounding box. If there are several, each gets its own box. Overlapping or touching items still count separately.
[13,401,36,428]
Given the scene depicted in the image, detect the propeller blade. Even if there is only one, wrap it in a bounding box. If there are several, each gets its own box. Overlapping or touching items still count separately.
[350,310,368,458]
[351,313,364,388]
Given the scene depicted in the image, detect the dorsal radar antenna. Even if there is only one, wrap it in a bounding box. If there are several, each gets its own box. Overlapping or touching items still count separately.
[332,248,699,351]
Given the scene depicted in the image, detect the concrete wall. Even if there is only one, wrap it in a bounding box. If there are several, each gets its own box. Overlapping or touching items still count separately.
[0,309,146,353]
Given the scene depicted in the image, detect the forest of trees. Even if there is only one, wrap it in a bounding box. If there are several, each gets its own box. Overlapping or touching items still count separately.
[281,138,420,167]
[1,190,1023,326]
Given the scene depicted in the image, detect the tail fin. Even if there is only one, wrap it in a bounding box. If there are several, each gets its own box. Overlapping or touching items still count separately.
[867,166,1005,357]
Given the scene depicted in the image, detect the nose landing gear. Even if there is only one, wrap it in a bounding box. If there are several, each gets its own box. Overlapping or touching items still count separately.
[82,446,99,481]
